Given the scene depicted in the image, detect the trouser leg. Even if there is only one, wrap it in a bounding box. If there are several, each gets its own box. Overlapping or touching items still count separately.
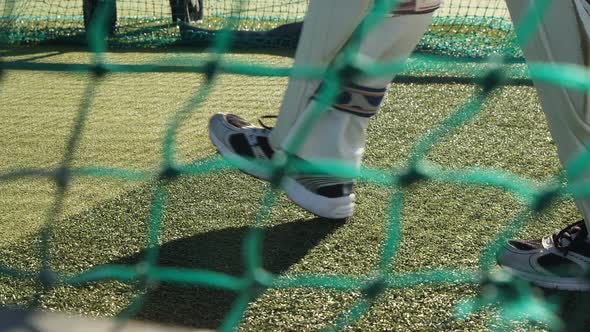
[269,0,372,150]
[506,0,590,228]
[269,0,436,168]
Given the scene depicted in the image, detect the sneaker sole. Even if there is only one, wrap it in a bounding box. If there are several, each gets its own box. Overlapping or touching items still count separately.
[282,177,354,219]
[500,264,590,291]
[209,126,354,219]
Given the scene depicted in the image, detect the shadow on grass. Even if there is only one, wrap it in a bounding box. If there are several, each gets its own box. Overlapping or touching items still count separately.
[0,43,295,59]
[112,217,345,329]
[544,289,590,331]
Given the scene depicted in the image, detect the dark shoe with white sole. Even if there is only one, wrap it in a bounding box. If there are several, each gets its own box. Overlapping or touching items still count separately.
[497,219,590,291]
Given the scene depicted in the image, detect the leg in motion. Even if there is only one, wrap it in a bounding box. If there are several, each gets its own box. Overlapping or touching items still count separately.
[209,0,438,218]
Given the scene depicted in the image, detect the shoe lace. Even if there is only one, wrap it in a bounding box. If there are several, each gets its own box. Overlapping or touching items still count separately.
[552,219,587,251]
[227,113,253,128]
[258,115,277,130]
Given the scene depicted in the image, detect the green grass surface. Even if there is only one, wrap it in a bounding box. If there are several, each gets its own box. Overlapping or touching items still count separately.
[0,46,583,330]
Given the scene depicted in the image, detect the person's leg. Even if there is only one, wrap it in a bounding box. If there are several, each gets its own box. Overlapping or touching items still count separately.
[497,0,590,291]
[209,0,372,194]
[274,3,435,219]
[276,13,434,167]
[508,0,590,225]
[270,1,436,168]
[209,0,439,218]
[268,0,372,149]
[270,1,442,150]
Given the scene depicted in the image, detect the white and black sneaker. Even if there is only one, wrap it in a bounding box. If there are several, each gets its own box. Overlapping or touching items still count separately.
[497,220,590,291]
[208,113,275,180]
[208,113,355,219]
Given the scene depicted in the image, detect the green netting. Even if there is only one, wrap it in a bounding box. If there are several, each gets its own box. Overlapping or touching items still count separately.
[1,0,590,331]
[0,0,519,58]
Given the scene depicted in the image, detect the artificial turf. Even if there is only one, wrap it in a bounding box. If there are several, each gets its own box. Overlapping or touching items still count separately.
[0,46,583,331]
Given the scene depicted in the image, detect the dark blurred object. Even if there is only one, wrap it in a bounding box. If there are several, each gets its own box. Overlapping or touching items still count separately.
[179,21,303,49]
[170,0,203,23]
[83,0,117,36]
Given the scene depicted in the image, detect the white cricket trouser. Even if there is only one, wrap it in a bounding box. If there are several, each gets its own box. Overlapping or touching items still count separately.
[268,0,435,168]
[506,0,590,229]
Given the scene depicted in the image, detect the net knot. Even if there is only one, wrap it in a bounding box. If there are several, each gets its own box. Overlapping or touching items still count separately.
[396,166,425,187]
[39,268,58,288]
[245,269,272,297]
[55,167,71,189]
[530,186,559,212]
[135,262,159,290]
[337,64,362,85]
[92,64,108,77]
[479,67,504,94]
[362,276,387,300]
[159,166,180,181]
[479,270,520,303]
[269,151,289,189]
[203,60,220,82]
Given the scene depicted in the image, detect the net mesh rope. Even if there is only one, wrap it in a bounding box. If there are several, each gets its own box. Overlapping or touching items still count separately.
[1,0,590,330]
[0,0,518,58]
